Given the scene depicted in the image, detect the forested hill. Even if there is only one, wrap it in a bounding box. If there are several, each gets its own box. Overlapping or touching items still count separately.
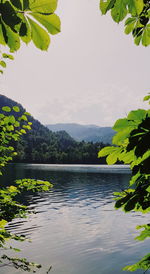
[0,95,107,164]
[46,123,115,144]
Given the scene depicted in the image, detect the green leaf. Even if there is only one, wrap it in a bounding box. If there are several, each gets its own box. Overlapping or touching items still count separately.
[113,118,136,131]
[4,24,20,52]
[125,23,135,34]
[143,94,150,101]
[128,0,144,16]
[111,0,127,23]
[134,33,142,45]
[0,1,21,29]
[142,24,150,46]
[125,17,137,26]
[119,150,135,164]
[31,13,61,35]
[123,253,150,271]
[106,151,118,164]
[29,0,58,13]
[14,121,20,127]
[18,14,31,44]
[2,53,14,60]
[135,224,150,241]
[13,106,20,112]
[24,112,31,116]
[8,115,16,124]
[112,127,133,145]
[28,17,50,50]
[134,0,144,15]
[0,61,6,68]
[20,115,27,121]
[124,194,139,212]
[146,185,150,192]
[8,185,18,193]
[10,0,22,10]
[2,106,11,112]
[20,129,26,134]
[129,172,141,185]
[98,146,117,157]
[0,23,6,45]
[100,0,116,15]
[22,0,29,10]
[0,220,7,228]
[127,109,147,121]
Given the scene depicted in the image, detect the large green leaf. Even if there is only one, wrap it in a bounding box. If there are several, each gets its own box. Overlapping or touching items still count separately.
[0,24,6,45]
[22,0,29,10]
[100,0,116,15]
[112,127,133,145]
[127,109,147,121]
[106,151,119,164]
[113,118,136,132]
[124,17,137,34]
[119,150,135,164]
[31,13,61,35]
[129,172,141,186]
[98,146,118,157]
[18,15,31,44]
[134,0,144,15]
[111,0,127,23]
[10,0,22,10]
[142,24,150,46]
[0,1,21,30]
[4,24,20,52]
[29,0,58,13]
[128,0,144,16]
[28,17,50,50]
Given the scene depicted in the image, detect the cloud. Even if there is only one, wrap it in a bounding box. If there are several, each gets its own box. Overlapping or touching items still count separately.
[36,83,145,126]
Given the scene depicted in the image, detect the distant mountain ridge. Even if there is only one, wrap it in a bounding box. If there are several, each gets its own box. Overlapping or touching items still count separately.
[46,123,115,144]
[0,95,107,164]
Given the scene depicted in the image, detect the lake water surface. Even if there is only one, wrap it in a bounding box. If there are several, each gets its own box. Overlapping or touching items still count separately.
[0,164,150,274]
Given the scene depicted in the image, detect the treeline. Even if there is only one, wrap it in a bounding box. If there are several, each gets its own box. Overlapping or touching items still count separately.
[0,95,108,164]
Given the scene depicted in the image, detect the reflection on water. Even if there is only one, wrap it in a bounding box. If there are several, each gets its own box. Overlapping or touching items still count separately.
[0,164,149,274]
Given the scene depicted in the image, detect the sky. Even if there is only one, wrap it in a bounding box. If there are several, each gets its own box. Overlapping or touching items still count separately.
[1,0,150,127]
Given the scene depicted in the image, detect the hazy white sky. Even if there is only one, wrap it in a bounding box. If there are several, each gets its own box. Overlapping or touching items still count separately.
[1,0,150,126]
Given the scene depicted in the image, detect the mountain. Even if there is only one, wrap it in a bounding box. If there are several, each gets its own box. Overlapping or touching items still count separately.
[0,95,107,164]
[46,123,115,144]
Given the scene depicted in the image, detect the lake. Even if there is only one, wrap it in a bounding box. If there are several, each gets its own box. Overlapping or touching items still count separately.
[0,164,150,274]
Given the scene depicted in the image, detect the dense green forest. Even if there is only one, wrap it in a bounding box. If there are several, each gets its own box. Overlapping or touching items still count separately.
[0,95,108,164]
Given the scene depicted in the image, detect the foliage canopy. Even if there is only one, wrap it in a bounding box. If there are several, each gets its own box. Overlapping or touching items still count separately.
[0,0,60,72]
[100,0,150,46]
